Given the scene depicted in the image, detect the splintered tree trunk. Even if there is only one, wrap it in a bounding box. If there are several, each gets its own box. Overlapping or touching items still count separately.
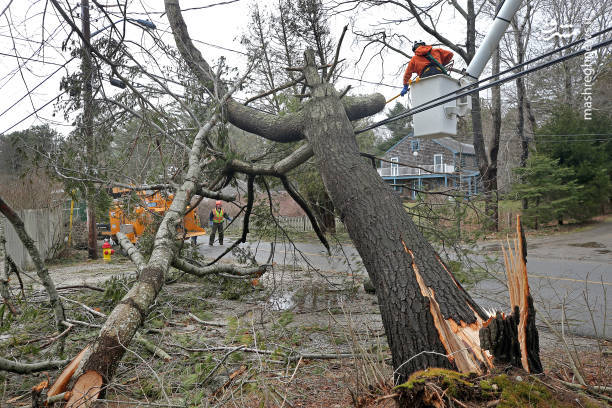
[301,51,492,383]
[479,216,543,373]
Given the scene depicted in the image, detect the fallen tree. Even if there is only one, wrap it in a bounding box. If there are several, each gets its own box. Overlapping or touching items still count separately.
[37,1,542,405]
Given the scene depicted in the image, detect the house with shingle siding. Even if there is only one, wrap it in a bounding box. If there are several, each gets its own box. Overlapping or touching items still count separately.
[377,132,480,199]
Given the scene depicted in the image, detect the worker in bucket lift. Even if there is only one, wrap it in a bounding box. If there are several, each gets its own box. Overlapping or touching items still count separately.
[209,200,232,246]
[400,41,454,96]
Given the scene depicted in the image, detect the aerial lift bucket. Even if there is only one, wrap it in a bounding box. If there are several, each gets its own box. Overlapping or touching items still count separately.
[410,74,471,139]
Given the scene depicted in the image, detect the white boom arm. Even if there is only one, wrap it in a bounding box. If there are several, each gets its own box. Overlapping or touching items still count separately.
[463,0,523,83]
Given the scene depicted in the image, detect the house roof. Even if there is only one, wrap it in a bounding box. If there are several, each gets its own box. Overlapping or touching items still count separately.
[433,137,475,155]
[384,133,476,156]
[384,131,414,154]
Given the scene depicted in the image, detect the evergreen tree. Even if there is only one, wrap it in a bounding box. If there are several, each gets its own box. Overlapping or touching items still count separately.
[375,102,412,155]
[512,154,580,229]
[536,106,612,219]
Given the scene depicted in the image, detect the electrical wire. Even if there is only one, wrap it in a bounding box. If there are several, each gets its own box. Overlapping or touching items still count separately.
[0,57,74,119]
[0,90,68,135]
[355,30,612,134]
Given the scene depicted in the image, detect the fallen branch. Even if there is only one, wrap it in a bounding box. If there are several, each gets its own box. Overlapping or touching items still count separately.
[135,333,172,361]
[173,256,268,278]
[559,380,612,404]
[116,231,145,269]
[38,323,74,350]
[0,356,70,374]
[200,345,245,385]
[279,175,329,252]
[47,391,72,404]
[173,343,372,361]
[60,295,107,318]
[56,284,104,292]
[188,312,226,327]
[64,318,102,328]
[194,185,236,201]
[558,380,612,394]
[6,255,26,298]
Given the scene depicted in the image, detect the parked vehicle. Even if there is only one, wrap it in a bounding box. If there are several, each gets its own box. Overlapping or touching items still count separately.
[103,188,205,244]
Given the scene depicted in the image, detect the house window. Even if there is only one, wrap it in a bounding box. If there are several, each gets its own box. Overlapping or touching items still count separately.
[391,157,399,176]
[434,154,443,172]
[411,139,420,152]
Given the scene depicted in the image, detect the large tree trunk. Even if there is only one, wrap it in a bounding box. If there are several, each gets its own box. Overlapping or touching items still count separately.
[516,77,529,168]
[81,0,98,260]
[301,51,491,382]
[487,44,502,232]
[467,0,498,231]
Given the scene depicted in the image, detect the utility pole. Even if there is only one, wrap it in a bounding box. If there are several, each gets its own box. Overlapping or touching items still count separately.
[81,0,97,259]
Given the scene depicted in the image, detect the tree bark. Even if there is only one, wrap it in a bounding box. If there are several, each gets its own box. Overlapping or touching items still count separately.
[487,43,502,232]
[300,50,491,382]
[81,0,98,260]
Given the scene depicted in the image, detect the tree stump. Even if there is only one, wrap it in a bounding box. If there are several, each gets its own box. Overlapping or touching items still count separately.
[479,215,542,373]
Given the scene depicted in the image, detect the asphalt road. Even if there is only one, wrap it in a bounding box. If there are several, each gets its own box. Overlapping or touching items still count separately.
[197,219,611,338]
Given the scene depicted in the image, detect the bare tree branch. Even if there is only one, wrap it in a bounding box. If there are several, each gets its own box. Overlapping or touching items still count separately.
[326,24,349,82]
[172,257,268,278]
[0,356,70,374]
[279,175,330,252]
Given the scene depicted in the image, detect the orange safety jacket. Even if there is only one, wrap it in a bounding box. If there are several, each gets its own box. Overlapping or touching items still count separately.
[403,45,454,85]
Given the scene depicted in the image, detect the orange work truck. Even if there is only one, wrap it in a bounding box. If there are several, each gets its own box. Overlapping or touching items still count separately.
[104,188,205,244]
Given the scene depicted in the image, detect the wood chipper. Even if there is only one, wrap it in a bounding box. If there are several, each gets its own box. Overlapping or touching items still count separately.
[103,188,205,244]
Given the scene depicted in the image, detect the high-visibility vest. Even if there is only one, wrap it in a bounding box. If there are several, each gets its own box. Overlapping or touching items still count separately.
[212,208,224,223]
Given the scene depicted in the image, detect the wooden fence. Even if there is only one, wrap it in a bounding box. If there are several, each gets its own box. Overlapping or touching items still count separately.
[1,208,66,270]
[223,216,345,234]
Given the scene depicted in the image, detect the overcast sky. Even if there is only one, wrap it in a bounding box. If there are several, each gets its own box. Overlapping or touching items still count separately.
[0,0,481,136]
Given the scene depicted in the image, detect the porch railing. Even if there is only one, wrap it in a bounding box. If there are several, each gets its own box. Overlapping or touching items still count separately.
[377,164,455,177]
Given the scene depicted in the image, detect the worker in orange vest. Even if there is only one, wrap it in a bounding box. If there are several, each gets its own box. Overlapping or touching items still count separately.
[209,200,232,246]
[400,41,454,96]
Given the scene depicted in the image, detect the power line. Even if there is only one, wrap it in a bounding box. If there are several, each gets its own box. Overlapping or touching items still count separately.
[0,90,68,135]
[337,75,398,89]
[0,57,74,119]
[534,133,612,137]
[0,50,68,67]
[536,138,612,143]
